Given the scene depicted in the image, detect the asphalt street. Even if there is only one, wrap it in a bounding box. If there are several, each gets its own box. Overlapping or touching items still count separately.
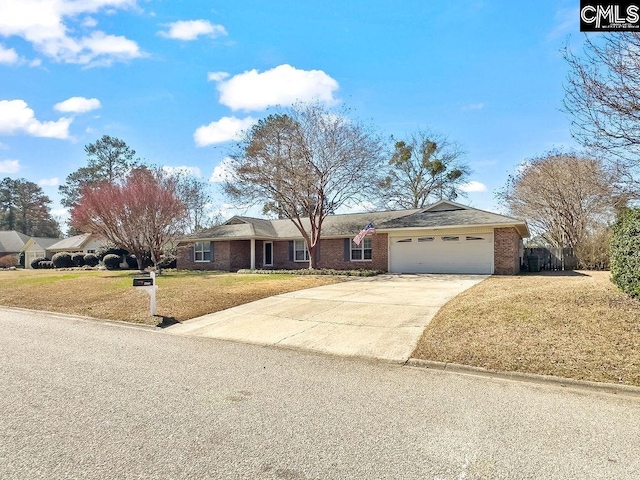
[1,307,639,479]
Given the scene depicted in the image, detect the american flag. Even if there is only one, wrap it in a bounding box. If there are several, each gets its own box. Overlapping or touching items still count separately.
[353,222,376,246]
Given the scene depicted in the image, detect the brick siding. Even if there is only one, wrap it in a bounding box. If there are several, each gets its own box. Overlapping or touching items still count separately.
[177,234,389,272]
[493,227,521,275]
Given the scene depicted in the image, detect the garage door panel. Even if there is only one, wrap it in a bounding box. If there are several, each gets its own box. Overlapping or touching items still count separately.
[389,234,493,274]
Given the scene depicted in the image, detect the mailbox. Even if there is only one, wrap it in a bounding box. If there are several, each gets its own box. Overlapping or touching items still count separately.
[133,277,154,287]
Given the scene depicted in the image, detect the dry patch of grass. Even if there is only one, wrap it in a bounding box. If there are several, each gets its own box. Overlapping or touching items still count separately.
[0,269,343,325]
[413,271,640,386]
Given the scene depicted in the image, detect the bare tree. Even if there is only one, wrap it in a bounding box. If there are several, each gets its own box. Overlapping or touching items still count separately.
[70,167,187,271]
[497,151,619,249]
[224,102,384,269]
[173,173,213,233]
[563,33,640,194]
[377,130,470,209]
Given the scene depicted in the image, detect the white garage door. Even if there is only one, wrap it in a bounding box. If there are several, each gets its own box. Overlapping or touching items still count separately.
[389,234,494,274]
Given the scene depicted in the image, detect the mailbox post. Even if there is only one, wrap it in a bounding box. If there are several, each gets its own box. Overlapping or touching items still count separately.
[133,271,157,316]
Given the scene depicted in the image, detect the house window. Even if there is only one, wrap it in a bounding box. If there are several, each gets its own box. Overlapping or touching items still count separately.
[294,240,309,262]
[442,236,460,242]
[87,249,96,254]
[351,237,372,261]
[466,236,485,241]
[397,238,412,243]
[418,237,435,242]
[194,241,212,262]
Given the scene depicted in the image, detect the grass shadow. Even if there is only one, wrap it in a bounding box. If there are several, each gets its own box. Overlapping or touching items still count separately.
[521,270,592,277]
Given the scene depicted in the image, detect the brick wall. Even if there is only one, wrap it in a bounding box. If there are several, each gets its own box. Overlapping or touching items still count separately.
[177,234,389,272]
[494,227,521,275]
[272,234,388,271]
[177,241,232,271]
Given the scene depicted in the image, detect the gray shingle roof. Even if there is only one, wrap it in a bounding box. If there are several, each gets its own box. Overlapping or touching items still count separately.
[0,231,30,253]
[180,201,529,242]
[48,233,93,251]
[28,237,63,250]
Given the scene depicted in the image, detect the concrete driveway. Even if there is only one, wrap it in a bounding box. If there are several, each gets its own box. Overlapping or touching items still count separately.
[166,274,486,362]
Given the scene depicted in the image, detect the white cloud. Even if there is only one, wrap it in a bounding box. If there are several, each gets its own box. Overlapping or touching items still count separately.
[0,0,143,66]
[29,58,42,67]
[51,207,69,220]
[463,102,485,110]
[162,165,202,177]
[38,177,59,186]
[0,159,20,173]
[209,157,234,183]
[54,96,101,113]
[0,44,19,64]
[207,71,229,82]
[548,7,578,41]
[82,17,98,28]
[159,20,227,41]
[194,116,256,147]
[459,181,487,193]
[212,64,339,111]
[0,99,72,139]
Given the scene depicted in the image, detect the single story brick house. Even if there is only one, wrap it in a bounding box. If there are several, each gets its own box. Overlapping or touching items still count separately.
[177,200,530,275]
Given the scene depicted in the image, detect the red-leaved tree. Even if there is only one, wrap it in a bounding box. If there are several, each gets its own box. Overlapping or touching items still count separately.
[70,167,187,271]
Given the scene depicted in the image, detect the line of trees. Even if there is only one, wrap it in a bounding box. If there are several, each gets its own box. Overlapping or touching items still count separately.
[0,178,61,237]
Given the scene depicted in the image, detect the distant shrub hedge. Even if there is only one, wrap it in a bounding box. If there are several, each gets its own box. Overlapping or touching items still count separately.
[71,252,85,267]
[610,208,640,298]
[83,253,99,267]
[38,260,54,269]
[0,254,18,268]
[103,254,122,269]
[30,257,48,269]
[52,252,75,268]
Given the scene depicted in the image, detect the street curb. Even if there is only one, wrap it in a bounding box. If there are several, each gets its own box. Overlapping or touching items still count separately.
[407,358,640,398]
[0,306,158,331]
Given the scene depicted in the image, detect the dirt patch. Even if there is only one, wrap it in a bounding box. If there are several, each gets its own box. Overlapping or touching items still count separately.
[412,271,640,386]
[0,269,344,325]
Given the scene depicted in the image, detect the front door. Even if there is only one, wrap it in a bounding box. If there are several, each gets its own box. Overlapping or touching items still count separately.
[264,241,273,267]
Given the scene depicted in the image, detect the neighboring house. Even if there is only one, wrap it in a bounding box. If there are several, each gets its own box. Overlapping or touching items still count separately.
[0,231,30,258]
[177,200,530,275]
[47,233,105,256]
[22,237,63,269]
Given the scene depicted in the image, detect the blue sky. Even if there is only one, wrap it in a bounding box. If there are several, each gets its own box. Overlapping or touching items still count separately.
[0,0,581,222]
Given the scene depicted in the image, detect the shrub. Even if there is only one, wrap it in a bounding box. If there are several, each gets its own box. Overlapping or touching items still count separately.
[576,228,612,270]
[157,251,177,269]
[610,208,640,298]
[52,252,75,268]
[0,254,18,268]
[71,252,85,267]
[125,255,138,269]
[30,257,48,269]
[96,242,129,261]
[38,260,54,269]
[103,253,122,269]
[83,253,99,267]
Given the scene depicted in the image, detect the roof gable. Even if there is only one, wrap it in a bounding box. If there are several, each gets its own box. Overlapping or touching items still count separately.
[423,200,467,212]
[0,231,30,253]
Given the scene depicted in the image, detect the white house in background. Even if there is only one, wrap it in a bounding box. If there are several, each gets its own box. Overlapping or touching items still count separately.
[47,233,105,256]
[22,237,63,269]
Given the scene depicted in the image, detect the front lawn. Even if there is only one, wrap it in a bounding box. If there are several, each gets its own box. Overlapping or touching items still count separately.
[412,271,640,386]
[0,269,344,325]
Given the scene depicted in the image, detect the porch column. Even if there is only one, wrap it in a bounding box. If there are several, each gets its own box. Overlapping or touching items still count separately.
[250,238,256,269]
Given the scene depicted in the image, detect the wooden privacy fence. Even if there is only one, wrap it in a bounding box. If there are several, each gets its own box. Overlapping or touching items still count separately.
[524,247,578,271]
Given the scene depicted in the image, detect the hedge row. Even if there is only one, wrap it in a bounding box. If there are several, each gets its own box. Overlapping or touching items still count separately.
[610,208,640,299]
[237,268,383,277]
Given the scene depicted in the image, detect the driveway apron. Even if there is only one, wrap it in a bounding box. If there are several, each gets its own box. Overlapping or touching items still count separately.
[165,274,486,362]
